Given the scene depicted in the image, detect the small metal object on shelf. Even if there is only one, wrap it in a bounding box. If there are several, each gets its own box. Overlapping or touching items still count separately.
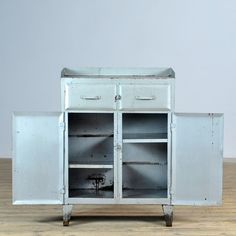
[87,174,106,194]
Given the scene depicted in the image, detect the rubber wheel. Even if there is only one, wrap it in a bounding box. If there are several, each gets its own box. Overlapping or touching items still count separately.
[63,220,70,226]
[164,213,173,227]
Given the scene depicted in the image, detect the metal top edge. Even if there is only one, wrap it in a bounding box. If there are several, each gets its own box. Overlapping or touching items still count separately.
[61,67,175,78]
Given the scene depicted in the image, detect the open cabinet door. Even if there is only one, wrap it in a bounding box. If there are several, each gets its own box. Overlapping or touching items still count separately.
[171,113,223,205]
[13,112,64,204]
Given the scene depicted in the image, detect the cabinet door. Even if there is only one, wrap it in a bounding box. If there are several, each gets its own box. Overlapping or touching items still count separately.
[171,113,223,205]
[13,112,64,204]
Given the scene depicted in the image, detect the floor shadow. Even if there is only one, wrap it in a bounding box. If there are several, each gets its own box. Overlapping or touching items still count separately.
[38,216,62,223]
[38,215,165,226]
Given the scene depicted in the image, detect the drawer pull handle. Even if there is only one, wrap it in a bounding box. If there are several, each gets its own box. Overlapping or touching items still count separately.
[135,96,156,100]
[81,96,101,100]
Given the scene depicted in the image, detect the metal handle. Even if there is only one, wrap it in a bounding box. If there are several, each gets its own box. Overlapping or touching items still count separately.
[135,96,156,100]
[81,96,101,100]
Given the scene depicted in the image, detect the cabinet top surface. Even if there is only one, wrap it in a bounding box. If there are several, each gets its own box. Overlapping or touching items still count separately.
[61,67,175,79]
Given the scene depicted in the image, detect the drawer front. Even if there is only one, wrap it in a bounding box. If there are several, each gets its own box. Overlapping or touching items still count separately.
[120,84,171,110]
[65,84,116,110]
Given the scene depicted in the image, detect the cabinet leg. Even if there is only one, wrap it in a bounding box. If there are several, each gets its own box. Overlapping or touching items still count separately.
[63,204,73,226]
[162,204,173,227]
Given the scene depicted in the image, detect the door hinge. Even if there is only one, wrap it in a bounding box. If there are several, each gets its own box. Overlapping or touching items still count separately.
[169,187,174,202]
[170,123,176,131]
[60,186,65,194]
[59,122,65,131]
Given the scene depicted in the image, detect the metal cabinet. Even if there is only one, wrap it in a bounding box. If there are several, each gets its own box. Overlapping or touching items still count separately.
[12,68,224,227]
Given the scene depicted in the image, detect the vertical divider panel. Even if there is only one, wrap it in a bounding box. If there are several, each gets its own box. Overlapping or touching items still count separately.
[113,111,118,200]
[117,112,123,199]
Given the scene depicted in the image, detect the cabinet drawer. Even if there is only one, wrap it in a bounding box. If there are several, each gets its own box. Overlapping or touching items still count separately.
[65,84,116,110]
[119,84,171,110]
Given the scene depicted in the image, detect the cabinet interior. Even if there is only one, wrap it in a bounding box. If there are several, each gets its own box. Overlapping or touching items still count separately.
[68,112,168,199]
[122,113,168,198]
[122,113,168,139]
[68,113,114,198]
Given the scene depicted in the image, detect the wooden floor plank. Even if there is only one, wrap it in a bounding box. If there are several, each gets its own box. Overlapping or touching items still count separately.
[0,159,236,236]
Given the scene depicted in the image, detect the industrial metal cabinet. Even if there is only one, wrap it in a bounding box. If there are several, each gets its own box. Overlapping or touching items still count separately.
[12,68,224,227]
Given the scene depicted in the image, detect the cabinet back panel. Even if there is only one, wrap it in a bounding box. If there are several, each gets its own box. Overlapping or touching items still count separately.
[122,165,167,190]
[123,113,167,138]
[68,113,114,135]
[123,143,167,163]
[69,169,113,191]
[69,137,113,164]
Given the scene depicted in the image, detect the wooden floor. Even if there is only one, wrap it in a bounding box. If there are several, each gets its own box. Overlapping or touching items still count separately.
[0,159,236,236]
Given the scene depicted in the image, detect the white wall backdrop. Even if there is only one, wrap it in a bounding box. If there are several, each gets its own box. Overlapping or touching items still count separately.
[0,0,236,158]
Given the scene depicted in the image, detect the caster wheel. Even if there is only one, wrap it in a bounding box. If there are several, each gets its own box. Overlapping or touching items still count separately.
[164,213,173,227]
[63,220,70,226]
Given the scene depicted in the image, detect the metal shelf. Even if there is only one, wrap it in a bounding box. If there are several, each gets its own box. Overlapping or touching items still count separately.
[122,133,167,143]
[69,134,113,138]
[69,189,114,198]
[69,164,113,169]
[123,132,167,139]
[123,161,167,166]
[122,189,167,198]
[123,138,168,143]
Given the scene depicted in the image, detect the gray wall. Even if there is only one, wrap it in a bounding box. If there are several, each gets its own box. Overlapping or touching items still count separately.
[0,0,236,158]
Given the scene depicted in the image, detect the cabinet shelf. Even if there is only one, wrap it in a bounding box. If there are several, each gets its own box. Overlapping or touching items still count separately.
[123,138,167,143]
[123,132,167,140]
[122,189,167,198]
[69,163,113,169]
[69,134,113,138]
[69,189,114,198]
[123,161,167,166]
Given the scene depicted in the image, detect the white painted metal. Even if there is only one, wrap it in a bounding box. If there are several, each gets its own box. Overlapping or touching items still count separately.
[123,139,168,143]
[61,78,175,112]
[171,113,224,205]
[167,112,172,203]
[69,164,113,169]
[13,112,64,205]
[12,67,224,226]
[114,111,119,200]
[64,112,69,204]
[119,84,171,111]
[63,204,73,224]
[61,67,175,78]
[64,83,116,110]
[66,197,170,205]
[117,112,123,199]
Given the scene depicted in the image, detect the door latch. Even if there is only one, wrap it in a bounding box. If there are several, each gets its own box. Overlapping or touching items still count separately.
[115,95,121,101]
